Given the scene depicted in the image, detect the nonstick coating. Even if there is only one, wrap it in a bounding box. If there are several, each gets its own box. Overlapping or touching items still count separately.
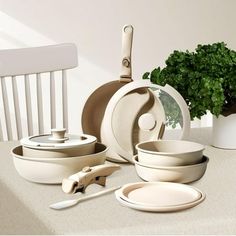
[82,80,128,142]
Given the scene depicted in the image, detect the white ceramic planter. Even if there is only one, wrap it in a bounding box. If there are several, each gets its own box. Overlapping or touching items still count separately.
[212,114,236,149]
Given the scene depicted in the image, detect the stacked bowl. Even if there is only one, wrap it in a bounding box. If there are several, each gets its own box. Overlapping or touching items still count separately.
[134,140,208,183]
[11,128,107,184]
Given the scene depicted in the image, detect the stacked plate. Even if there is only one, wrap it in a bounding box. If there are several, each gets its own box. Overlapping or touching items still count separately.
[115,182,205,212]
[11,128,107,184]
[134,140,209,183]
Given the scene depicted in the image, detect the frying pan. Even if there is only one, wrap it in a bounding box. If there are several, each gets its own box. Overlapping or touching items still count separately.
[82,25,190,164]
[82,25,133,162]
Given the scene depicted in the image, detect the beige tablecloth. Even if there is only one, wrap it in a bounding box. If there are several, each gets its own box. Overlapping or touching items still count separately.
[0,128,236,234]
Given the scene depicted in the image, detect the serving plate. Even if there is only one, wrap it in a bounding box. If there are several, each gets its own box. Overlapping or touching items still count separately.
[115,193,205,212]
[115,182,205,212]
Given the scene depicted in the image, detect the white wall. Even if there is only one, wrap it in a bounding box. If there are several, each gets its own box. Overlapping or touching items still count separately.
[0,0,235,135]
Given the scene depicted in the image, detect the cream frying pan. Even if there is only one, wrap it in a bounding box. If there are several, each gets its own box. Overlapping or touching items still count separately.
[81,25,133,162]
[82,25,133,140]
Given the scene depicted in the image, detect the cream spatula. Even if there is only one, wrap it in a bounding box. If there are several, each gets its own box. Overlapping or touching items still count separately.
[50,186,121,210]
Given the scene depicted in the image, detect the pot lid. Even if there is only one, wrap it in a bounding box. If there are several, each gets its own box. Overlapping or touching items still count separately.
[20,128,97,150]
[115,182,205,212]
[101,80,190,163]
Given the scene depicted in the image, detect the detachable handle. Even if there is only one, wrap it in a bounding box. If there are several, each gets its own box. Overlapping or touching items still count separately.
[62,164,121,194]
[120,25,133,82]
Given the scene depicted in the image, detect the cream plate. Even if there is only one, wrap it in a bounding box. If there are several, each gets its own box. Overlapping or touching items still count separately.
[115,182,205,212]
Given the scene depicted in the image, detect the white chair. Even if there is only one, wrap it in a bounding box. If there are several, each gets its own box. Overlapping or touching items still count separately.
[0,43,78,141]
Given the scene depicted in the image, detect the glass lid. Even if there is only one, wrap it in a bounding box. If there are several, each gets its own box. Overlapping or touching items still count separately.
[153,88,185,140]
[101,80,190,163]
[20,128,97,149]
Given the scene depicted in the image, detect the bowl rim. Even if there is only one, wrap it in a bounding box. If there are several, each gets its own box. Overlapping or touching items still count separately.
[133,155,209,170]
[12,142,108,162]
[135,140,205,155]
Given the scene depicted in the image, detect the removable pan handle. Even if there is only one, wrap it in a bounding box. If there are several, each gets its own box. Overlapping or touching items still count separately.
[120,25,133,82]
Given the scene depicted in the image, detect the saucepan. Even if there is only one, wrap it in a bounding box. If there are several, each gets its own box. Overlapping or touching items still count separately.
[11,142,107,184]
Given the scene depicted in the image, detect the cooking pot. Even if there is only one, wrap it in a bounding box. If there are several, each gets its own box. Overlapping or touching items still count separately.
[12,142,107,184]
[20,128,97,158]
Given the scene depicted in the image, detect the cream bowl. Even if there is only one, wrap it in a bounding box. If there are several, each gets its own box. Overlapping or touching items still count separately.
[12,143,107,184]
[136,140,205,166]
[133,155,208,183]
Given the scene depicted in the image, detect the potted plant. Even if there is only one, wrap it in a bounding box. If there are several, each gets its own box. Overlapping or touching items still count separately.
[143,42,236,148]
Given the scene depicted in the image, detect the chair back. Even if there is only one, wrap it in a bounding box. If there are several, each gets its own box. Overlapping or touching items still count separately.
[0,43,78,140]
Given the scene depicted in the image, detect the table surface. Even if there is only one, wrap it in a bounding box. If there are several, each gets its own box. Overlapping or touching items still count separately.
[1,128,236,235]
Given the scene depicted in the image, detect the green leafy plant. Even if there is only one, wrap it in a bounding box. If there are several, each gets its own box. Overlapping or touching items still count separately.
[143,42,236,127]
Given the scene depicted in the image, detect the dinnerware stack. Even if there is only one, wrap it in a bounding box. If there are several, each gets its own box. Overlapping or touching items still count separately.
[134,140,208,183]
[11,128,107,184]
[115,182,206,212]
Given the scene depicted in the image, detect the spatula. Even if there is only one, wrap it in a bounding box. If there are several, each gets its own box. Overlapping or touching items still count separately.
[49,186,121,210]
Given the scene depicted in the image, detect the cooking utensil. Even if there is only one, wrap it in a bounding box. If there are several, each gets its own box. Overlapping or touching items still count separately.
[136,140,205,166]
[82,25,133,163]
[115,182,205,212]
[50,186,121,210]
[11,143,107,184]
[62,164,120,194]
[101,81,191,163]
[133,155,208,183]
[21,128,97,158]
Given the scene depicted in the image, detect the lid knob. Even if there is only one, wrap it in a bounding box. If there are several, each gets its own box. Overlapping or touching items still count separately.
[49,128,69,143]
[138,113,156,131]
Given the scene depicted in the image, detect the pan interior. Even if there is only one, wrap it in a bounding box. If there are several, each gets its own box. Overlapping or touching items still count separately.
[82,81,126,142]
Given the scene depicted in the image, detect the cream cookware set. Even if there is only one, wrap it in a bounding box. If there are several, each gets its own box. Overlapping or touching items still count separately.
[11,25,209,212]
[12,130,106,184]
